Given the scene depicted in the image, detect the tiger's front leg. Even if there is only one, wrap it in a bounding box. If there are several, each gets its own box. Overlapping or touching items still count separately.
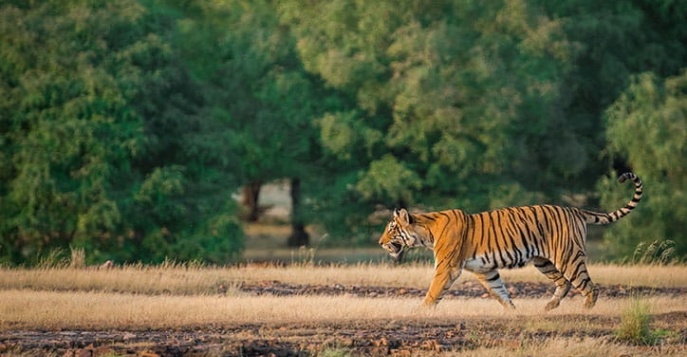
[422,264,462,307]
[474,270,516,309]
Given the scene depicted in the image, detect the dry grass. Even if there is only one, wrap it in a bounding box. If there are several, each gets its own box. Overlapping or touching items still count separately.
[455,337,668,357]
[1,263,685,356]
[1,263,686,330]
[1,289,684,330]
[500,264,687,287]
[0,263,685,296]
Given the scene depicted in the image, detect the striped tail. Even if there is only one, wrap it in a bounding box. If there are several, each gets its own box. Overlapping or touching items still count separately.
[585,172,643,225]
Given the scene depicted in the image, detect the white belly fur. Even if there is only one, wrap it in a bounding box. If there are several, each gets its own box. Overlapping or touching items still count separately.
[463,258,493,273]
[463,255,532,273]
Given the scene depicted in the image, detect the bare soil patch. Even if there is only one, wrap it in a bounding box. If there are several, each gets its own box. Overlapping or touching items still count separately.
[2,281,686,356]
[237,280,687,299]
[2,313,686,356]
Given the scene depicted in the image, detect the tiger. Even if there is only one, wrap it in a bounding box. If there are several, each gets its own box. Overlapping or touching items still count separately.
[378,172,643,310]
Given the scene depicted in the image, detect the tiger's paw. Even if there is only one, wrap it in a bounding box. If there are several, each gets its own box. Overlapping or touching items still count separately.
[503,301,516,310]
[583,296,597,309]
[420,301,438,310]
[545,299,561,311]
[421,296,440,307]
[412,301,437,315]
[495,298,516,310]
[583,288,599,309]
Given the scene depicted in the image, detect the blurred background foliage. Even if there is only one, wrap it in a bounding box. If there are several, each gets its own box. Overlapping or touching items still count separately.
[0,0,685,265]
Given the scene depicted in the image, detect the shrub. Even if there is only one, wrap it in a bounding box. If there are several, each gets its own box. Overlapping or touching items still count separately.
[616,297,656,345]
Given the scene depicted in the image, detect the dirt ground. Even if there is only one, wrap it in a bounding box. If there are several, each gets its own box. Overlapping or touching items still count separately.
[2,282,686,356]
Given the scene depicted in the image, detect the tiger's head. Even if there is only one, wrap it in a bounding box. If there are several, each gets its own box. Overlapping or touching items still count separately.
[378,208,430,262]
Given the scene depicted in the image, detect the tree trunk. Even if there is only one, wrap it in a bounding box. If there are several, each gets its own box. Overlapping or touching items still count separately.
[287,177,309,247]
[241,181,262,222]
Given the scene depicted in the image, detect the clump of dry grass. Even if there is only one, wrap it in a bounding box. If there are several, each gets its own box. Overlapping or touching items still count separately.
[616,297,658,345]
[631,240,678,265]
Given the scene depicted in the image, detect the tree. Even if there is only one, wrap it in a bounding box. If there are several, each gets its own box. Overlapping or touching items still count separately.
[536,0,687,192]
[278,0,581,241]
[0,0,243,264]
[197,0,329,246]
[278,0,687,254]
[599,71,687,259]
[0,1,149,263]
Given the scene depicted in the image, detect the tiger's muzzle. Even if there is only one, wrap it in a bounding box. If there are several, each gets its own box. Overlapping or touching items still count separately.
[381,241,406,262]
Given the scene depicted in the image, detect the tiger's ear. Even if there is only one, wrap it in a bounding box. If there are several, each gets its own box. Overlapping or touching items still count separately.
[394,208,412,226]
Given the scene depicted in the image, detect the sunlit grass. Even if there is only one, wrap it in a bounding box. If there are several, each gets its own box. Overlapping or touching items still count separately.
[0,263,685,296]
[457,337,675,357]
[1,263,685,356]
[1,263,685,333]
[1,289,684,330]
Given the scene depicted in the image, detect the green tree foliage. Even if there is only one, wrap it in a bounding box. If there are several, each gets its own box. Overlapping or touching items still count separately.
[183,0,323,188]
[599,71,687,258]
[279,0,687,256]
[183,0,327,245]
[1,0,685,262]
[278,0,580,231]
[0,0,242,264]
[538,0,687,190]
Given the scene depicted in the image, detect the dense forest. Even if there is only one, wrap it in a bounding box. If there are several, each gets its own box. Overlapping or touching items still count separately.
[0,0,685,265]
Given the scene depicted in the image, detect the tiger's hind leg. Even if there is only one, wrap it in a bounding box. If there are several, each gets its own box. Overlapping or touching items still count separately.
[574,264,598,309]
[561,258,598,309]
[474,270,516,309]
[533,257,571,311]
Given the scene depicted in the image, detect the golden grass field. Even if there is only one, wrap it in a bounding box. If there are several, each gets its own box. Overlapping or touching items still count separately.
[1,262,687,296]
[1,262,686,356]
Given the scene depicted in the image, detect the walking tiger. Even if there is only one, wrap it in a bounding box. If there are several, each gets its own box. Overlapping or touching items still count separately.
[378,172,643,310]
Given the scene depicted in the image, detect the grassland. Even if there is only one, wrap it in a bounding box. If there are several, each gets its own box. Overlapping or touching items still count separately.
[2,262,686,295]
[1,263,686,356]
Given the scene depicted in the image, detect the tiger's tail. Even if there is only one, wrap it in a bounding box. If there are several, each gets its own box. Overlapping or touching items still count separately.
[584,172,643,225]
